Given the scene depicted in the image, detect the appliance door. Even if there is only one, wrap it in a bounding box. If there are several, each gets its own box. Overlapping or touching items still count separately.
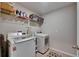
[10,39,35,57]
[0,34,6,57]
[0,48,1,57]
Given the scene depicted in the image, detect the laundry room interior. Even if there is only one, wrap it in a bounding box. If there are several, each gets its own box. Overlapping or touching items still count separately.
[0,2,78,57]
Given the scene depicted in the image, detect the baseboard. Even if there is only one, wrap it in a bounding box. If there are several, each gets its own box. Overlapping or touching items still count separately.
[50,48,76,57]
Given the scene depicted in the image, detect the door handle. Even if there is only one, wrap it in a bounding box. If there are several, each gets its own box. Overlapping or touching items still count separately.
[72,45,79,50]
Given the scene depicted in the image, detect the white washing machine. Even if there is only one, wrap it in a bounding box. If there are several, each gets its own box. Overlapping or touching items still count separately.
[35,33,49,56]
[7,33,36,57]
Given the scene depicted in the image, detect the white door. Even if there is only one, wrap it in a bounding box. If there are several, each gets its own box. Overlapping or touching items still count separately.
[77,2,79,56]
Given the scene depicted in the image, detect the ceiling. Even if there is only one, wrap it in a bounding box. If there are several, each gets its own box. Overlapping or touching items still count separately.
[18,2,74,16]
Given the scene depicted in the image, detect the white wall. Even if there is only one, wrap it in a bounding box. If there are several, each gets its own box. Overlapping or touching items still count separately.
[41,4,77,55]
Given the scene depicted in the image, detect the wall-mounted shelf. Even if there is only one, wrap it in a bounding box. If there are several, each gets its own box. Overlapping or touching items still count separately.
[0,12,42,27]
[0,2,43,27]
[0,12,29,24]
